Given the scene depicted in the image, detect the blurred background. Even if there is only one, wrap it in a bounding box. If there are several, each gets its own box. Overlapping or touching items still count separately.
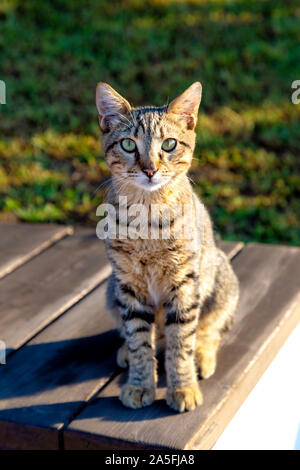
[0,0,299,244]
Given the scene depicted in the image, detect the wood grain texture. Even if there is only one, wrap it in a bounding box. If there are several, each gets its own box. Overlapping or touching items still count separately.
[63,243,300,450]
[0,229,111,354]
[0,279,120,450]
[0,222,73,280]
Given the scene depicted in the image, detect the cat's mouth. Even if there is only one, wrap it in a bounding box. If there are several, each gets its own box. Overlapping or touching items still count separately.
[131,172,171,192]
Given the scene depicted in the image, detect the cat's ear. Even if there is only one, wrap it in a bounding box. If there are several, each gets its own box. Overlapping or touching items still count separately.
[167,82,202,130]
[96,82,132,132]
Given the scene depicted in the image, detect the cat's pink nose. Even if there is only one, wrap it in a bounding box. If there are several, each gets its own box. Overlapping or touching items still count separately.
[142,167,158,179]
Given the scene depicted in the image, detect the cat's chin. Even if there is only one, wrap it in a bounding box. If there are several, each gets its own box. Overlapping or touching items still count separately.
[133,179,169,192]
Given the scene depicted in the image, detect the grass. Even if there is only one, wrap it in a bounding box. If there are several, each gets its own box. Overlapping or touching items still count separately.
[0,0,299,244]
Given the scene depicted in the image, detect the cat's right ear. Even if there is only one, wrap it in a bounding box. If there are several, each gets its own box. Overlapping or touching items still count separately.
[96,82,132,132]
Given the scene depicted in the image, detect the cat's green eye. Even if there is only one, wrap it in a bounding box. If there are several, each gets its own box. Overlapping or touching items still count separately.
[161,138,177,152]
[121,138,136,153]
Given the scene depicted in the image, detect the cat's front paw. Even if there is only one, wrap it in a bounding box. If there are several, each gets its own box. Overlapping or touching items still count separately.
[166,383,203,413]
[120,384,155,409]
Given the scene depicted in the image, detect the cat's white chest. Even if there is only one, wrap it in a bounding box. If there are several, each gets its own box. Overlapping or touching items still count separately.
[147,274,162,308]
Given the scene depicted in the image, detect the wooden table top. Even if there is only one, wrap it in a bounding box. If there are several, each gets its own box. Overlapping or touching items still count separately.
[0,223,299,450]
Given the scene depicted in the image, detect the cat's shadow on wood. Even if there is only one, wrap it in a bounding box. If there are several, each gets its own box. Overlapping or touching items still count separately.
[0,332,179,426]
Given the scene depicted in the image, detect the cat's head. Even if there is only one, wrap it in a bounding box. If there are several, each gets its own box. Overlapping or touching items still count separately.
[96,82,202,192]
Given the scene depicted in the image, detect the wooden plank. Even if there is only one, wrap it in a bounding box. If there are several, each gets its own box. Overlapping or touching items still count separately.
[63,243,300,450]
[0,280,121,450]
[0,222,72,280]
[0,421,59,450]
[0,229,111,354]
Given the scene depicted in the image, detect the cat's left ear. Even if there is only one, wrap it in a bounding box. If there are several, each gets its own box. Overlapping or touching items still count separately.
[96,82,132,132]
[167,82,202,130]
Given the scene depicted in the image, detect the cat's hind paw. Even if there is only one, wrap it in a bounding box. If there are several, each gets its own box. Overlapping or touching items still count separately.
[166,383,203,413]
[120,384,155,409]
[116,342,129,368]
[195,349,217,379]
[198,356,216,379]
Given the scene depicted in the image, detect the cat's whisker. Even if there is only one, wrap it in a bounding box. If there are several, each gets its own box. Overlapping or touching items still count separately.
[114,112,133,130]
[116,111,132,125]
[114,177,131,195]
[187,176,195,185]
[93,177,112,195]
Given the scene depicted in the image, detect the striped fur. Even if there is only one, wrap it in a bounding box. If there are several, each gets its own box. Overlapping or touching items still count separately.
[96,82,239,412]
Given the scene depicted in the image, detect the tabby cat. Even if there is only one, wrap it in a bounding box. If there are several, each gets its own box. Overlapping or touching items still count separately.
[95,82,239,412]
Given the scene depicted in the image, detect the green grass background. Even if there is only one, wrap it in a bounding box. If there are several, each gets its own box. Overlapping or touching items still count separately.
[0,0,299,244]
